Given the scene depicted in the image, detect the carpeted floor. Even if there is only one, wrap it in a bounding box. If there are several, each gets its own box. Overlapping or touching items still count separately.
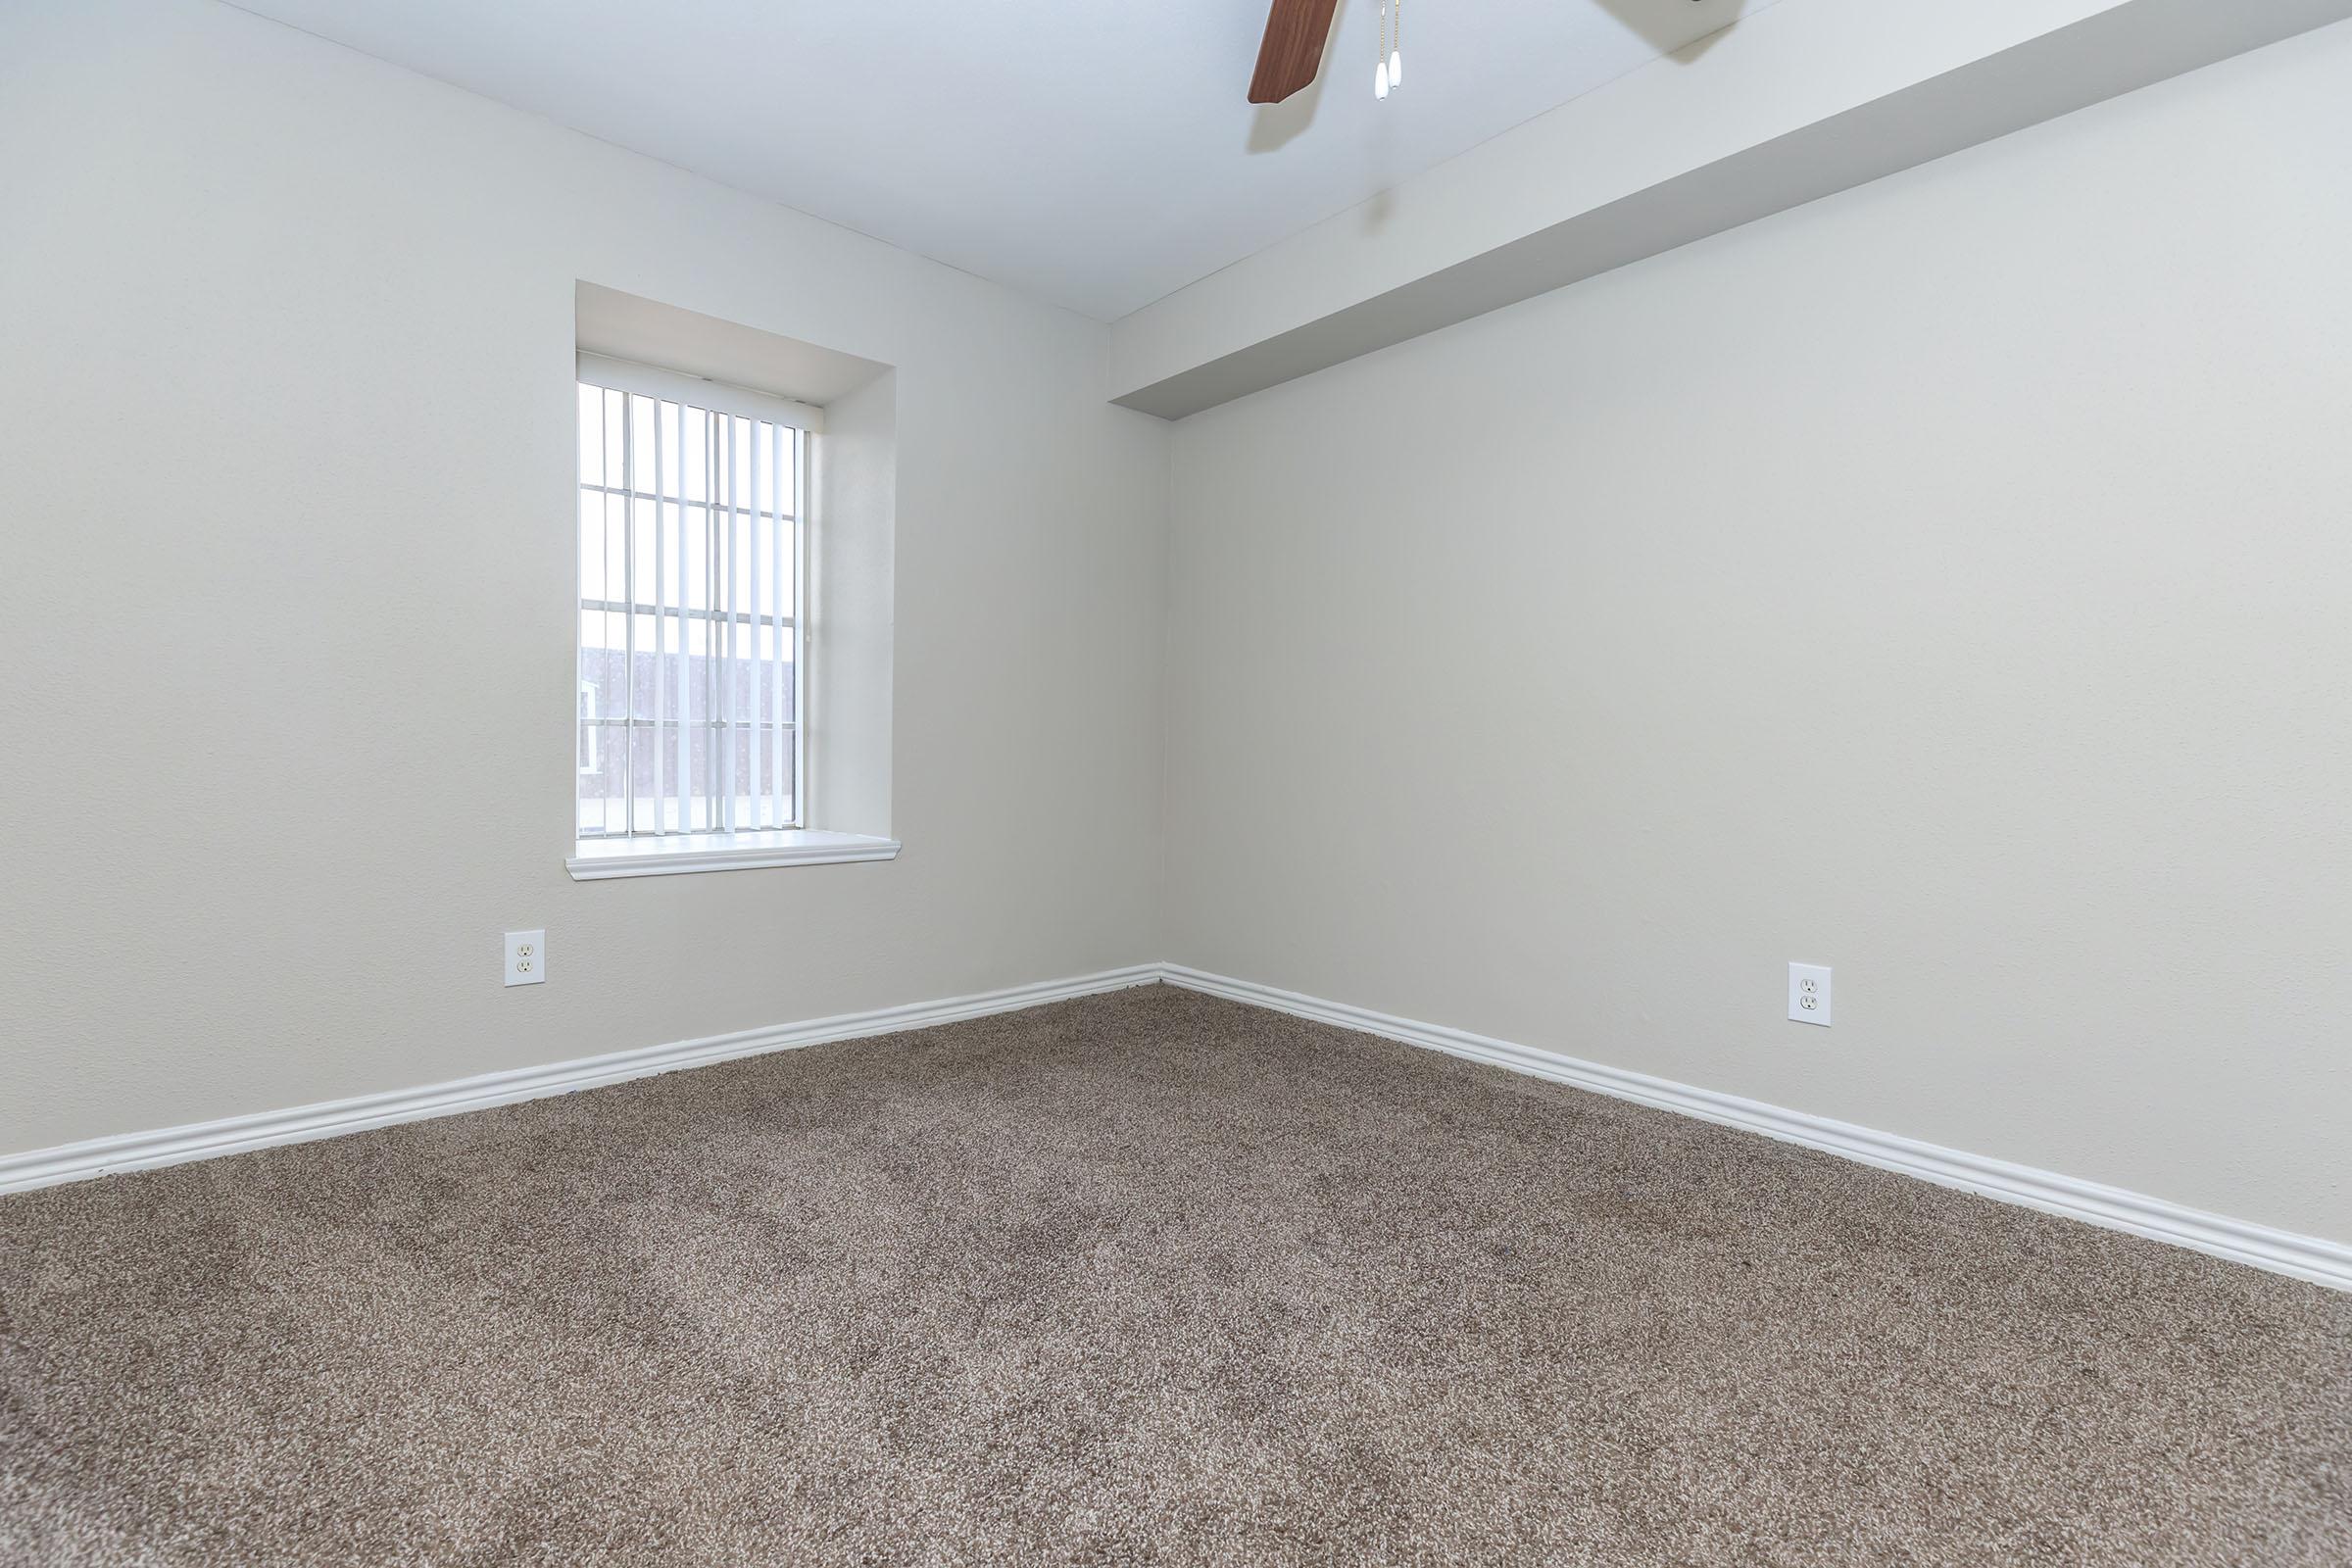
[1,984,2347,1567]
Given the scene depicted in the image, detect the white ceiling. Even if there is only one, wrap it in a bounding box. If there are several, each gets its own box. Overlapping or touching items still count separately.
[228,0,1768,321]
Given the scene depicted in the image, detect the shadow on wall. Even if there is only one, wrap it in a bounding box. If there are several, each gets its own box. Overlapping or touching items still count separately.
[1248,0,1748,153]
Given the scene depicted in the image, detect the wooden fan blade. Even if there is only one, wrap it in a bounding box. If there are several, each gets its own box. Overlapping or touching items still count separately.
[1249,0,1342,104]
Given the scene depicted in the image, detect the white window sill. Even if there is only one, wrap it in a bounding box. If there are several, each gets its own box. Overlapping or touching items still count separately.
[566,829,901,881]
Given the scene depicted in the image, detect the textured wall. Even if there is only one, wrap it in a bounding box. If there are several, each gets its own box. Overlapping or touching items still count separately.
[0,0,1168,1152]
[1162,23,2352,1242]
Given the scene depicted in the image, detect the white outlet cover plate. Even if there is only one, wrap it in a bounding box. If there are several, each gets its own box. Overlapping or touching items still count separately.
[505,929,547,988]
[1788,962,1832,1026]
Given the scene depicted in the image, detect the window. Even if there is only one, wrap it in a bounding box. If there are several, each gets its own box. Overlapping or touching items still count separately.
[575,356,806,842]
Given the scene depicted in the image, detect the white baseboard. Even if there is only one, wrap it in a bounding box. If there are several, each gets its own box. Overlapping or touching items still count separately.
[7,958,2343,1295]
[1161,965,2352,1294]
[0,965,1163,1196]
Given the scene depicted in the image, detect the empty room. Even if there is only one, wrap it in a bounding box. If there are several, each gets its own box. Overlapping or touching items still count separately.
[4,0,2350,1561]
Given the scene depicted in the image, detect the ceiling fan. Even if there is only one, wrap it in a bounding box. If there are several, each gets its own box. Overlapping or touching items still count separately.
[1247,0,1343,103]
[1249,0,1406,104]
[1250,0,1708,107]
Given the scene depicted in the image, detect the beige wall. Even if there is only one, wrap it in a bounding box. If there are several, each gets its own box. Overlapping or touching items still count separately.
[5,0,2347,1250]
[1162,23,2352,1243]
[0,0,1168,1153]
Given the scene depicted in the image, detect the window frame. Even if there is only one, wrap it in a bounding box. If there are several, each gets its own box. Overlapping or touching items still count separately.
[567,354,900,877]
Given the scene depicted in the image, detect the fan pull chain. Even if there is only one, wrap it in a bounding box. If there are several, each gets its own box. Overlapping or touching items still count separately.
[1392,0,1403,89]
[1375,0,1390,99]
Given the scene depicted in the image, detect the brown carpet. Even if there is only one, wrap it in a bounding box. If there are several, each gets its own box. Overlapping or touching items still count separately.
[2,984,2346,1567]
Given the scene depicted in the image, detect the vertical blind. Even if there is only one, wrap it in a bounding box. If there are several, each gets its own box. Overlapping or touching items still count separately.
[575,358,809,839]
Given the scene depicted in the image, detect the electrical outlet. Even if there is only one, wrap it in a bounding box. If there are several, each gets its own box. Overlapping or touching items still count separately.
[1788,962,1831,1026]
[505,930,547,988]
